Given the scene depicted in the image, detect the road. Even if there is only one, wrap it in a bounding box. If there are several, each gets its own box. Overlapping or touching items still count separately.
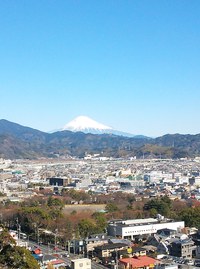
[25,240,108,269]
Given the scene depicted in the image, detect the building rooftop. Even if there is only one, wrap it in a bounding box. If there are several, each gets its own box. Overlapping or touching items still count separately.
[120,256,158,268]
[95,243,127,251]
[109,218,176,227]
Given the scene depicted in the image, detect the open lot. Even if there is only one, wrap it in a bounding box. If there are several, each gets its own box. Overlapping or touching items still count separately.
[63,204,106,214]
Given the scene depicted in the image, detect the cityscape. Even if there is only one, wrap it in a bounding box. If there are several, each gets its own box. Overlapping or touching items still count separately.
[1,0,200,269]
[1,155,200,268]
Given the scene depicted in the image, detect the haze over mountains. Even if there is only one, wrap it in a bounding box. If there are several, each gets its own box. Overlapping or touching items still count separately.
[0,118,200,159]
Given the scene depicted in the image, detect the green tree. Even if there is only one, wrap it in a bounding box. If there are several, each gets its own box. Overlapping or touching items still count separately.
[179,207,200,228]
[149,208,158,217]
[127,196,136,205]
[144,196,171,217]
[105,202,119,213]
[0,229,16,250]
[0,245,40,269]
[47,197,64,209]
[92,212,107,233]
[0,229,40,269]
[78,219,96,238]
[19,206,51,233]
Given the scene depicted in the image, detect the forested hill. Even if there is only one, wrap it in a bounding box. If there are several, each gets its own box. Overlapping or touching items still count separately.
[0,119,200,159]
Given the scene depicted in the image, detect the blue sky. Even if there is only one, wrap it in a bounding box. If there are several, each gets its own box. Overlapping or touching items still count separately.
[0,0,200,137]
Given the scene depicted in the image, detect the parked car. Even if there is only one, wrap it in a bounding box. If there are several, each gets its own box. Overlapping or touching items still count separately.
[63,252,69,257]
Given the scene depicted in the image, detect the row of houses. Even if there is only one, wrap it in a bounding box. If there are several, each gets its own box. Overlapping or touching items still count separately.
[68,216,200,269]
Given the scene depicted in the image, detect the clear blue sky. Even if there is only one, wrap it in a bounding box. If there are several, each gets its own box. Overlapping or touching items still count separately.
[1,0,200,137]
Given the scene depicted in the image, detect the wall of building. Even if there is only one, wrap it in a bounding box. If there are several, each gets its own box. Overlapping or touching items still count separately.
[71,258,91,269]
[108,220,185,240]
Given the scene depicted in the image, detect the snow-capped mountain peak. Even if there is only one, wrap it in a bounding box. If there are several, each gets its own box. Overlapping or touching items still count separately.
[62,116,113,134]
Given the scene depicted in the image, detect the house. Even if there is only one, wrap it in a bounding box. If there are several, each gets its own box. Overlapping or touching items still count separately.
[146,234,161,247]
[145,234,170,255]
[169,238,196,258]
[119,255,158,269]
[191,229,200,258]
[47,259,67,269]
[38,255,67,269]
[157,228,177,238]
[142,245,157,255]
[157,241,169,255]
[94,243,128,264]
[71,258,91,269]
[84,234,110,255]
[32,246,42,255]
[131,247,147,257]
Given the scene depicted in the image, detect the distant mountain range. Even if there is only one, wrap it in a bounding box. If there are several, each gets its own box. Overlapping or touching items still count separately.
[54,115,147,138]
[0,118,200,159]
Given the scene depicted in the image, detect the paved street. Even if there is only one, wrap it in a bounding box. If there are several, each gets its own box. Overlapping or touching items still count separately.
[25,240,108,269]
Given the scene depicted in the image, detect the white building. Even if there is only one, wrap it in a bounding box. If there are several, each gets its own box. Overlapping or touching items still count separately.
[149,171,164,183]
[107,218,185,240]
[71,258,91,269]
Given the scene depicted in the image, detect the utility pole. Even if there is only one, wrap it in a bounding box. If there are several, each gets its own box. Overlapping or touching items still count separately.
[0,213,2,226]
[48,242,50,254]
[37,227,39,245]
[54,229,58,252]
[115,249,119,269]
[16,218,21,246]
[34,223,39,245]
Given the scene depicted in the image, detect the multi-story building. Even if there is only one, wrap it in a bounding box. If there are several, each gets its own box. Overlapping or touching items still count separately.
[48,177,71,187]
[94,243,128,260]
[107,218,185,240]
[169,238,195,259]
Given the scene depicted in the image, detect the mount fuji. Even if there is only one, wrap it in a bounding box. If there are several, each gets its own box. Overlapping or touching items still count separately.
[61,116,137,137]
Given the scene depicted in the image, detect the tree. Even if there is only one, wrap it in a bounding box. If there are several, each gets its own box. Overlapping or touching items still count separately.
[105,202,119,213]
[0,229,16,250]
[127,196,136,205]
[0,229,40,269]
[64,218,73,240]
[19,206,51,234]
[149,208,158,217]
[92,212,107,233]
[78,219,96,238]
[47,196,64,210]
[179,207,200,228]
[144,196,171,217]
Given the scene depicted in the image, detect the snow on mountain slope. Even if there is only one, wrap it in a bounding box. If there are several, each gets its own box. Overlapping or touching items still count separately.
[62,116,113,134]
[59,115,141,137]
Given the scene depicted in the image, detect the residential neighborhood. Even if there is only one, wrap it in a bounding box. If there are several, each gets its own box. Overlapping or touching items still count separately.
[1,157,200,268]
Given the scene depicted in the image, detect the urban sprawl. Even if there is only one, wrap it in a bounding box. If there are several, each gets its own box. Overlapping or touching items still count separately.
[1,156,200,269]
